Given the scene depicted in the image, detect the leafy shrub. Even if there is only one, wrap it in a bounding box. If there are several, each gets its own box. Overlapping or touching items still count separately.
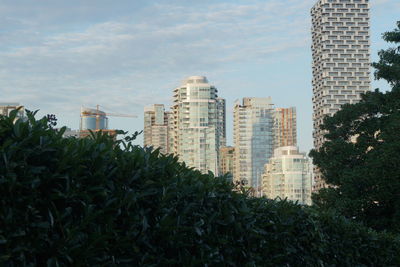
[1,111,399,266]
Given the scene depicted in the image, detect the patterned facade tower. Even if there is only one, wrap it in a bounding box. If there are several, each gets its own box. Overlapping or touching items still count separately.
[144,104,172,154]
[273,107,297,150]
[311,0,370,191]
[233,97,274,195]
[172,76,224,175]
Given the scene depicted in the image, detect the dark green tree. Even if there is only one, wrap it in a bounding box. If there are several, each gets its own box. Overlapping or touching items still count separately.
[1,109,400,265]
[372,21,400,87]
[310,21,400,232]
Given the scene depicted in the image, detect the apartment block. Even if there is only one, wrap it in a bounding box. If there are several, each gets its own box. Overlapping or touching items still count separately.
[219,146,235,181]
[262,146,312,205]
[311,0,370,190]
[273,107,297,150]
[172,76,224,175]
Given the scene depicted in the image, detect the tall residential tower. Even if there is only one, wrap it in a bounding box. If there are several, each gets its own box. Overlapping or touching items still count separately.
[172,76,225,175]
[311,0,370,190]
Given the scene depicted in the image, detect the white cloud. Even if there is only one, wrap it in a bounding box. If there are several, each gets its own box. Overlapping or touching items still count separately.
[0,0,312,142]
[1,0,312,83]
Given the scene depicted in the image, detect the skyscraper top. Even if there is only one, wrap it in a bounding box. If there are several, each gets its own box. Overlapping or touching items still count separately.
[235,97,273,108]
[182,76,209,85]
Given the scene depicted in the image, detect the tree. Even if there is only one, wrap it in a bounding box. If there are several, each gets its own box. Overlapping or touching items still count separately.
[372,21,400,87]
[1,110,399,265]
[310,21,400,232]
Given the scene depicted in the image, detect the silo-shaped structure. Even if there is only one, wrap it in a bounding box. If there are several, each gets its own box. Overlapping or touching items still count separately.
[80,107,108,131]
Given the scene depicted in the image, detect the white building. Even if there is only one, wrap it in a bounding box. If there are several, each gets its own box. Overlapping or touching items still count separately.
[262,146,312,205]
[172,76,225,175]
[311,0,370,190]
[233,97,274,193]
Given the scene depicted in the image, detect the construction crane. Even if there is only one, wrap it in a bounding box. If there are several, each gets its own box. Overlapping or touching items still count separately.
[81,105,137,131]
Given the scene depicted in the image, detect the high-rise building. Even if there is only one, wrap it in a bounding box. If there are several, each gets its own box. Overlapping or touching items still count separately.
[144,104,172,154]
[172,76,224,175]
[273,107,297,150]
[167,111,175,154]
[233,97,274,193]
[311,0,370,190]
[262,146,312,205]
[219,146,235,181]
[216,98,227,148]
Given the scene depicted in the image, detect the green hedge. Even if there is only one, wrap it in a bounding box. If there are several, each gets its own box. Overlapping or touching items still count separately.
[1,111,399,266]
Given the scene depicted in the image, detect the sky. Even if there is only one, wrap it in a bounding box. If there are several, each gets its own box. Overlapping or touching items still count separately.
[1,0,399,153]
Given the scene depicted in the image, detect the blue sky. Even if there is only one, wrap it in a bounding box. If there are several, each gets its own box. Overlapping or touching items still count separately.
[1,0,398,152]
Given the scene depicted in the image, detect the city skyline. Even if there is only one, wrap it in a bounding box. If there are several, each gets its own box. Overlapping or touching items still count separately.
[1,0,398,153]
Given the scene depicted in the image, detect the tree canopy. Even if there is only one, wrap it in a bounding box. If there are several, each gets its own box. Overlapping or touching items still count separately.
[1,110,399,265]
[310,21,400,232]
[372,21,400,87]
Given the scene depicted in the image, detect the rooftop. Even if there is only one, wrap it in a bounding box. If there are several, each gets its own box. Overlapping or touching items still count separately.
[182,76,209,85]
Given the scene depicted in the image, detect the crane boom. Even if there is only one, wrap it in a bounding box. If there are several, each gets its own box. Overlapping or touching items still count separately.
[81,111,137,118]
[81,105,137,131]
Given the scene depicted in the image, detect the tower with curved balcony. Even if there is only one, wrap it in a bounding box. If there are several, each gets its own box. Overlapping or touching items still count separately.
[172,76,225,175]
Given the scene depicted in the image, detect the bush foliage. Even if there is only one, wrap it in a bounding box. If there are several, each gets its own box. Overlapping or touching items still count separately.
[1,111,399,266]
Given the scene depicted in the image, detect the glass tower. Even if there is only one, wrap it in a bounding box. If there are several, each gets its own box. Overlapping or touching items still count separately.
[233,97,274,194]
